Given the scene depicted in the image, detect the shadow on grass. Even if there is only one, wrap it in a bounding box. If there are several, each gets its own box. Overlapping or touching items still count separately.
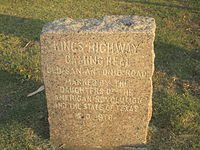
[0,70,49,139]
[0,14,45,41]
[118,0,200,12]
[154,42,200,83]
[150,41,200,149]
[150,89,200,149]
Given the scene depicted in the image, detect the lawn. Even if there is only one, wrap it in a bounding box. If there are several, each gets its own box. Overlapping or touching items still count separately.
[0,0,200,149]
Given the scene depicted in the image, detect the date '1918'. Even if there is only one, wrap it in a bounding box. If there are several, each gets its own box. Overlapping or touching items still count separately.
[74,113,113,121]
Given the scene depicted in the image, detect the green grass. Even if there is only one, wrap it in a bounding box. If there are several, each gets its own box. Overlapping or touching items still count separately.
[0,0,200,149]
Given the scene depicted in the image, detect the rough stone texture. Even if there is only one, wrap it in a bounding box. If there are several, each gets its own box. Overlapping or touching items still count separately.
[42,16,155,33]
[40,15,156,149]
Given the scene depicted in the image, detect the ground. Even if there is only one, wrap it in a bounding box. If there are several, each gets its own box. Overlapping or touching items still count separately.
[0,0,200,150]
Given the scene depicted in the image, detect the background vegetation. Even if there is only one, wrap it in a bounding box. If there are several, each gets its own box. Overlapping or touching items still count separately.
[0,0,199,149]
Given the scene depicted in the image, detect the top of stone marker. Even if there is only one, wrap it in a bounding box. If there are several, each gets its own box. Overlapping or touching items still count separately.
[42,15,156,34]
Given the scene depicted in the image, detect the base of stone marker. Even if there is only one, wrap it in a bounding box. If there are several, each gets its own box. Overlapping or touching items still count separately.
[57,145,150,150]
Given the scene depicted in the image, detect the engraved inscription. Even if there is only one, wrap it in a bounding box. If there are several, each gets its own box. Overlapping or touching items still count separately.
[88,42,139,54]
[64,78,129,88]
[65,79,105,87]
[45,65,148,78]
[54,41,83,52]
[47,40,148,121]
[53,102,139,113]
[74,113,112,121]
[53,41,141,54]
[65,55,130,67]
[55,94,145,105]
[58,86,136,96]
[96,114,112,121]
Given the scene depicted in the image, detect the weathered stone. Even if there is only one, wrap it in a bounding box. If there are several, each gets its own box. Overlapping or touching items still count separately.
[60,146,150,150]
[40,15,156,149]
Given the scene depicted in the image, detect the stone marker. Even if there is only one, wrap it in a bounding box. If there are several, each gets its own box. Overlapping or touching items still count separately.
[40,15,156,149]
